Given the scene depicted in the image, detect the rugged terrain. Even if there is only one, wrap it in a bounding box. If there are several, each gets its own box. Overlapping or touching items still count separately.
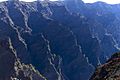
[0,0,120,80]
[91,52,120,80]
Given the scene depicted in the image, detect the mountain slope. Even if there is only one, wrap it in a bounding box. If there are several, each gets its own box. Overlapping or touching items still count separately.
[0,0,120,80]
[90,52,120,80]
[0,37,46,80]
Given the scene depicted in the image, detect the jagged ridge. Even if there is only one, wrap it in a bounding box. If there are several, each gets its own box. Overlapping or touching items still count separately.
[0,0,120,80]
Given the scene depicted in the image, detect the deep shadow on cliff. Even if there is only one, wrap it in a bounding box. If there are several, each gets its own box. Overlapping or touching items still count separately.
[0,0,120,80]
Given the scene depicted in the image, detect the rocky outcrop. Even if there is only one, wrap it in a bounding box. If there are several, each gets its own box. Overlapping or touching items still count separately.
[0,37,46,80]
[90,52,120,80]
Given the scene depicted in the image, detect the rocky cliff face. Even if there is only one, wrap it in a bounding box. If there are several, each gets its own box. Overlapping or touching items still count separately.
[90,52,120,80]
[0,38,46,80]
[0,0,120,80]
